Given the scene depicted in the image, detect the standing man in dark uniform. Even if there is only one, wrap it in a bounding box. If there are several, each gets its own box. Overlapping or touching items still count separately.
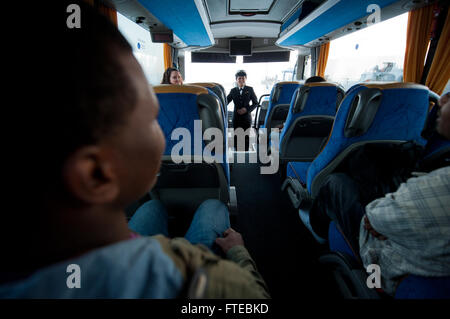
[227,70,259,151]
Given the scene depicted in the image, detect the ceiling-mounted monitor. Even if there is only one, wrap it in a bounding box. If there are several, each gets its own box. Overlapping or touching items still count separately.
[150,30,173,43]
[229,39,252,56]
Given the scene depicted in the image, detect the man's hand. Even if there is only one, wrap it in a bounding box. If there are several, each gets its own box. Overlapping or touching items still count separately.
[237,108,247,115]
[215,228,245,254]
[363,215,387,240]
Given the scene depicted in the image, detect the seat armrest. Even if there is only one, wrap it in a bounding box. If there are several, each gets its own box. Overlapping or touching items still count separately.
[281,177,312,209]
[319,252,381,299]
[228,186,238,216]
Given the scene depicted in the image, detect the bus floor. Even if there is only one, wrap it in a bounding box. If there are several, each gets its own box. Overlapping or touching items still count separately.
[230,153,341,298]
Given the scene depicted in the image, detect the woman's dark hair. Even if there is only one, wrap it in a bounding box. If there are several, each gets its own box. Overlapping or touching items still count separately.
[161,67,180,84]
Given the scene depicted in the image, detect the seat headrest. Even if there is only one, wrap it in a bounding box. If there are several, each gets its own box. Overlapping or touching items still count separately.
[362,82,427,90]
[292,83,344,114]
[187,82,217,88]
[272,85,282,104]
[293,86,310,114]
[304,82,338,88]
[272,81,301,104]
[277,81,301,85]
[153,84,208,95]
[344,88,382,138]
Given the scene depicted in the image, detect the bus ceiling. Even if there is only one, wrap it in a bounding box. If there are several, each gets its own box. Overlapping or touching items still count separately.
[111,0,437,52]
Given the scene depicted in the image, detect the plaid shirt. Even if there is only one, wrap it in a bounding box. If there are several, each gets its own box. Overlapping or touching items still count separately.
[359,166,450,295]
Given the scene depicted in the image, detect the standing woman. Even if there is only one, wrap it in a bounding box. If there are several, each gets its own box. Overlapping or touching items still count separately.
[227,70,259,151]
[161,67,183,85]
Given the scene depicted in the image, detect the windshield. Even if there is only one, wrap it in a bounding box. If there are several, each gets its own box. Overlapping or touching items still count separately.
[185,51,299,112]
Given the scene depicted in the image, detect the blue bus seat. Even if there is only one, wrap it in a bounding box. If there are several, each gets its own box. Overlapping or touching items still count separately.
[281,82,344,183]
[187,82,228,123]
[153,84,230,211]
[307,82,430,198]
[261,81,301,133]
[326,221,450,299]
[419,100,450,171]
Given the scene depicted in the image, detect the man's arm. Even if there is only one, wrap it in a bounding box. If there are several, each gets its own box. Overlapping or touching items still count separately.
[246,87,259,113]
[226,89,233,105]
[154,233,270,298]
[215,228,270,297]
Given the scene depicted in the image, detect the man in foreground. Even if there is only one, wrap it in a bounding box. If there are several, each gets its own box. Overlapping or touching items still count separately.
[0,2,269,298]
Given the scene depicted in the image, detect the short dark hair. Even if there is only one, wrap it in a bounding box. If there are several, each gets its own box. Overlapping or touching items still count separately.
[4,0,139,274]
[24,1,136,192]
[235,70,247,79]
[305,76,326,83]
[161,67,180,84]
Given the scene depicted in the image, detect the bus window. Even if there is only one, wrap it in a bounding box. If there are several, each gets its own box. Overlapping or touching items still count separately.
[117,13,164,85]
[325,13,408,90]
[185,50,298,112]
[303,55,312,80]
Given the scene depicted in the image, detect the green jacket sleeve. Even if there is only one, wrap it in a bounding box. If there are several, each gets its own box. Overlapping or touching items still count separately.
[154,235,270,298]
[226,245,270,297]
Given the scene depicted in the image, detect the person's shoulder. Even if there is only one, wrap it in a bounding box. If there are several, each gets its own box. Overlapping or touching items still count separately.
[426,166,450,178]
[0,237,184,298]
[407,166,450,187]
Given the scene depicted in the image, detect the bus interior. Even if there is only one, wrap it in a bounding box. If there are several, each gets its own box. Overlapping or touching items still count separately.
[11,0,449,300]
[116,0,450,299]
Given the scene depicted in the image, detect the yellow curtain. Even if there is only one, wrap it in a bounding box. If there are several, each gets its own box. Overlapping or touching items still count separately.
[403,5,434,83]
[425,10,450,95]
[316,42,330,78]
[164,43,173,70]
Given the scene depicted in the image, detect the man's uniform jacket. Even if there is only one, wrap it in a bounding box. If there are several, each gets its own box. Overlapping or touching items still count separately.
[227,86,259,129]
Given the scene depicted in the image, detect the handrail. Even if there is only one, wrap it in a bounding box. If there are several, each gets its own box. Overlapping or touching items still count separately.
[254,94,270,129]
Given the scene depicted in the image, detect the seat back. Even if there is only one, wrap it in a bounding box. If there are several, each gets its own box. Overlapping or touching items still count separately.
[262,81,301,132]
[187,82,228,122]
[255,95,270,129]
[280,82,344,163]
[153,84,229,211]
[419,97,450,171]
[327,221,450,299]
[307,83,430,197]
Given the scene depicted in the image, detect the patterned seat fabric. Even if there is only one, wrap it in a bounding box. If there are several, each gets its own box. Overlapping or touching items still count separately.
[306,83,430,197]
[282,82,344,183]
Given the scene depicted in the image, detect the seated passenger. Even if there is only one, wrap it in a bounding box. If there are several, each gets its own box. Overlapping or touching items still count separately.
[161,67,183,85]
[0,2,268,299]
[305,75,326,84]
[308,92,450,296]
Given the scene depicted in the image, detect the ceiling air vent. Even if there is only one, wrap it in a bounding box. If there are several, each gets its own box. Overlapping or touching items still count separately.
[228,0,275,15]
